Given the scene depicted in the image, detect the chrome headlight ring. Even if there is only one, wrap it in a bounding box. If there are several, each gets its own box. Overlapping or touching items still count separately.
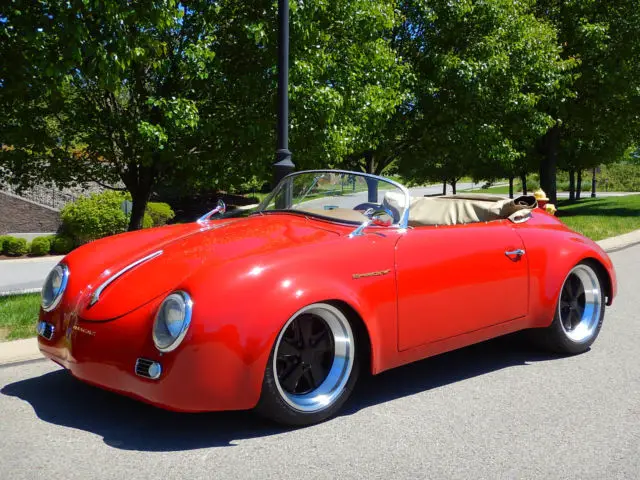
[152,291,193,353]
[41,264,70,312]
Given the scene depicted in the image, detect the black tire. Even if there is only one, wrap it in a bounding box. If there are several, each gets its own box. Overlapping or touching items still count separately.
[255,303,360,426]
[531,261,605,354]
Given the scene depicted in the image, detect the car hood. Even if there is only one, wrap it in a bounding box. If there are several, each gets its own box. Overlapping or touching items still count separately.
[72,214,340,321]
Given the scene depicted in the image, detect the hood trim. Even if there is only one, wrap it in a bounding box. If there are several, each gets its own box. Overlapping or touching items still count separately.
[89,250,163,307]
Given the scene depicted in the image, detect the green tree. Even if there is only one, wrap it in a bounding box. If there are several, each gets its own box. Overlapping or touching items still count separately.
[535,0,640,204]
[1,1,408,228]
[396,0,572,194]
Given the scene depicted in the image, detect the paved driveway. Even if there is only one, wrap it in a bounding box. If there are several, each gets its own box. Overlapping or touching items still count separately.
[0,245,638,479]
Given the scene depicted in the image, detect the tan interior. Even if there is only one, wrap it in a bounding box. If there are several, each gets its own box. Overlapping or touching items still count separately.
[383,192,537,227]
[291,193,537,227]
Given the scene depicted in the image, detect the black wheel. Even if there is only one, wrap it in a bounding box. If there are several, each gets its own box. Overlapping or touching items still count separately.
[256,303,359,426]
[532,261,605,354]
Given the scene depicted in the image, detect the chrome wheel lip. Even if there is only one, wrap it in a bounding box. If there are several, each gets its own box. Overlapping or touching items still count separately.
[273,303,354,413]
[558,264,602,343]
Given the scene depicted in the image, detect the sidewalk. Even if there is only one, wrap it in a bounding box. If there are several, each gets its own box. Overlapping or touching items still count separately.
[1,229,639,366]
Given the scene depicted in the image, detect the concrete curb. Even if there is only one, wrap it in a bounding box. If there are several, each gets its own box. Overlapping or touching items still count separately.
[596,229,640,253]
[0,228,639,367]
[0,338,42,366]
[0,288,42,298]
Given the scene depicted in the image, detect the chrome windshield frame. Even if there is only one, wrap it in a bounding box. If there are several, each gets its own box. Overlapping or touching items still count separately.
[257,169,411,229]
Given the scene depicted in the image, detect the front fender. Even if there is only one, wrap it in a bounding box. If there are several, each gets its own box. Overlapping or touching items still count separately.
[181,232,400,408]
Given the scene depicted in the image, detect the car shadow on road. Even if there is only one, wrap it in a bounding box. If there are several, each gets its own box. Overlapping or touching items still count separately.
[1,332,564,452]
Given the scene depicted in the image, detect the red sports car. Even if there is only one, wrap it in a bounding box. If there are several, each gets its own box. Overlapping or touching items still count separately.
[37,170,617,425]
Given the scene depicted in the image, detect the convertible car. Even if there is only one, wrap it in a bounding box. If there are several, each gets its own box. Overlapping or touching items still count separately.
[37,170,616,425]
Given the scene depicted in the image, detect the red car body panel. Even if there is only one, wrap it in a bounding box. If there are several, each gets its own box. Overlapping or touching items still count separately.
[38,207,616,412]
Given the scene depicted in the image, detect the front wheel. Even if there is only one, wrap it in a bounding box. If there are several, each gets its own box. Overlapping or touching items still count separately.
[533,261,605,354]
[256,303,359,426]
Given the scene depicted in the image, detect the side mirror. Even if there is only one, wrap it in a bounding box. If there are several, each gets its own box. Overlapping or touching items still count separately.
[215,199,227,215]
[197,199,227,223]
[370,208,394,227]
[350,207,395,237]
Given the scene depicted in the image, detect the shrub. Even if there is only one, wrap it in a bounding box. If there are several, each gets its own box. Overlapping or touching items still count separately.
[142,213,154,229]
[61,191,129,244]
[146,202,175,226]
[30,237,51,256]
[0,235,11,254]
[4,237,28,257]
[50,236,74,255]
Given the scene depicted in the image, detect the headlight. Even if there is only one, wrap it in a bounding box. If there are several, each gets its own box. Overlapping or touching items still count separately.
[41,264,69,312]
[152,291,193,352]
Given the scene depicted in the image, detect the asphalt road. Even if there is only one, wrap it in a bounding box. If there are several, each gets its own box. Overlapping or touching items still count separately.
[1,247,639,480]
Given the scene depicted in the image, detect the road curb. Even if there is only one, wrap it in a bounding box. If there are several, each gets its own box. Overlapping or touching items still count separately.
[0,288,42,298]
[0,229,638,367]
[0,338,42,367]
[596,228,640,253]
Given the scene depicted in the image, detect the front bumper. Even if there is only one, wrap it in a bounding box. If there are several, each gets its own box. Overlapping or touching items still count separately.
[37,299,264,412]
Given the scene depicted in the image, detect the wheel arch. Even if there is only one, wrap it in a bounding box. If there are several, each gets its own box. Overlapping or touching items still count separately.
[326,299,373,375]
[581,257,614,306]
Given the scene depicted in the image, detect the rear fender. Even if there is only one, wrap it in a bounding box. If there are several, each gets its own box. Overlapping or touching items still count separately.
[516,225,616,328]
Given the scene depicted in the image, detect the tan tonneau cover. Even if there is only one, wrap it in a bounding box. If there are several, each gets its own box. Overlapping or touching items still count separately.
[383,192,537,227]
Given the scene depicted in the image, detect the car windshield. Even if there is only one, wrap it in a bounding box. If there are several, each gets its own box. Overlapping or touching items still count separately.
[256,170,410,226]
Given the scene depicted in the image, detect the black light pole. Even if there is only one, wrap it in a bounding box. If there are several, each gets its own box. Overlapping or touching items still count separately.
[273,0,294,188]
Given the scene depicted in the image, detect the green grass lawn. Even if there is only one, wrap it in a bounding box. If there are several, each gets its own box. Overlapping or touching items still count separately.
[558,195,640,241]
[0,293,40,341]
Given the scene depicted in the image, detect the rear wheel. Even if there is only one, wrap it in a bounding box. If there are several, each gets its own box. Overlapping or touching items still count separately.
[533,262,605,354]
[256,303,359,426]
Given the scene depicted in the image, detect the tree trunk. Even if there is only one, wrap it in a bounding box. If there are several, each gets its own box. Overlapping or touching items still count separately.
[591,168,597,198]
[123,164,155,231]
[451,178,457,195]
[539,125,559,205]
[520,173,528,195]
[364,150,377,174]
[576,170,582,200]
[442,179,447,195]
[508,177,514,199]
[568,169,576,201]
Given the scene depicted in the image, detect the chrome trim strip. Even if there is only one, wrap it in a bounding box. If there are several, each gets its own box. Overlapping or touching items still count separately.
[90,250,163,306]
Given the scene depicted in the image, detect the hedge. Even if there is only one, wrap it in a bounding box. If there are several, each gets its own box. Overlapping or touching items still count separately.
[4,237,28,257]
[30,236,51,256]
[147,202,175,226]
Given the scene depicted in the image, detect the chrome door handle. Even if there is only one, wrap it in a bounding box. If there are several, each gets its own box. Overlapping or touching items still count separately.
[505,249,525,259]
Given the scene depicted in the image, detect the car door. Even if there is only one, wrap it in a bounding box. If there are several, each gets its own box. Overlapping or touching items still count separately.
[395,220,528,351]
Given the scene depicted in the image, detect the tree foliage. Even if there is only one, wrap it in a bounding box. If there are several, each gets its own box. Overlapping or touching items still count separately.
[1,0,408,228]
[534,0,640,202]
[396,0,573,189]
[1,0,639,222]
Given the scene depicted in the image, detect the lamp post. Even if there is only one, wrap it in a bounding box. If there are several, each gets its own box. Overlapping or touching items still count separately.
[273,0,295,188]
